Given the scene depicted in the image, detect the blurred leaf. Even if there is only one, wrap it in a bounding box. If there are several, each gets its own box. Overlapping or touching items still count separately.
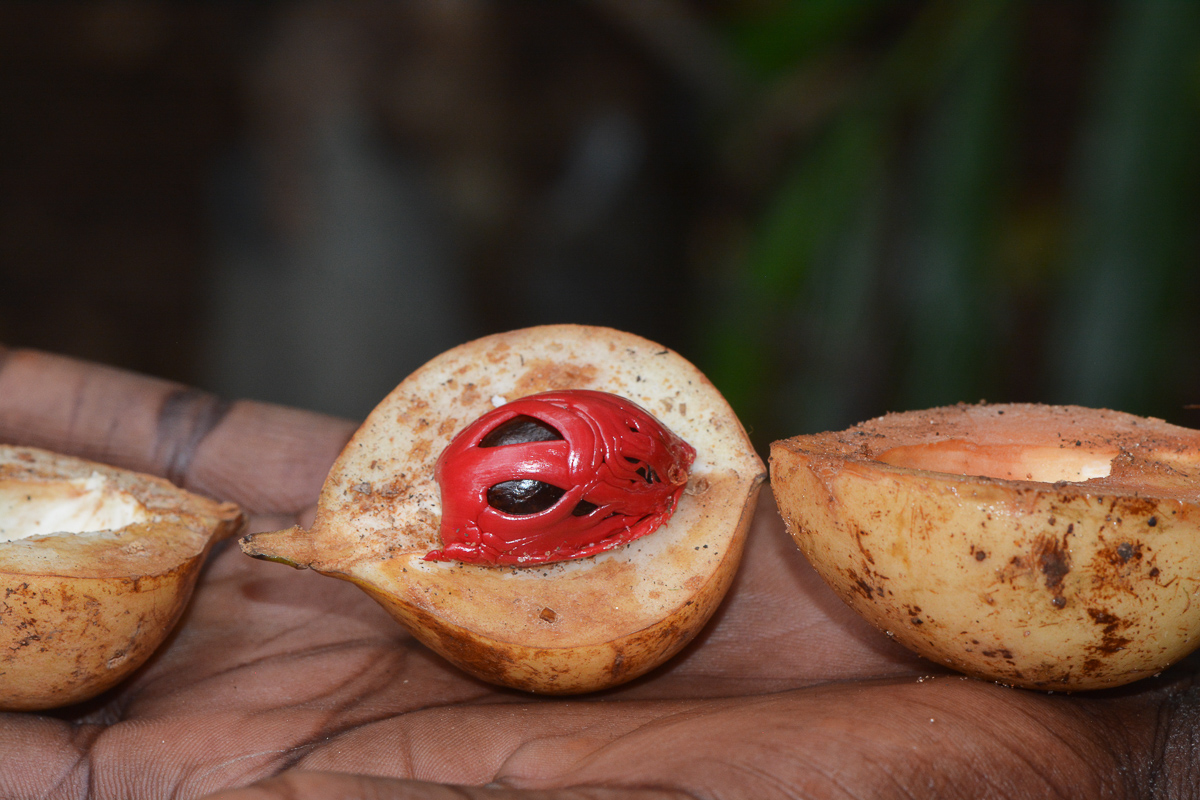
[773,176,888,435]
[703,111,884,432]
[874,0,1008,109]
[894,2,1015,409]
[703,0,1016,442]
[1048,0,1200,415]
[749,111,885,298]
[724,0,881,79]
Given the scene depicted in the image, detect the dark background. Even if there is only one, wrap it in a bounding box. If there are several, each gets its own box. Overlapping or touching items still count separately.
[2,1,1198,453]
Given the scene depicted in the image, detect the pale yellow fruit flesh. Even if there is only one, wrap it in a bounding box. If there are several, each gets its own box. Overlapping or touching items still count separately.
[0,446,243,710]
[771,403,1200,691]
[243,325,765,693]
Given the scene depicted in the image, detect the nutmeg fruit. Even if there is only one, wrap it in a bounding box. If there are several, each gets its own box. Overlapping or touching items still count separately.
[242,325,765,693]
[770,403,1200,691]
[0,445,243,709]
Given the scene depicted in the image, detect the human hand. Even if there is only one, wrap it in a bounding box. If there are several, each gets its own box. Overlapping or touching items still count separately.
[0,345,1194,799]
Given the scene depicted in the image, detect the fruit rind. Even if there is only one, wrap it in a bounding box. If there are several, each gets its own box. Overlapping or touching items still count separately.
[771,402,1200,691]
[242,325,765,693]
[0,445,244,709]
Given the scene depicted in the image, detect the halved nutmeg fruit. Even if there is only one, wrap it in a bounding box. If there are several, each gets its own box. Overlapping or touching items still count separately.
[771,403,1200,690]
[242,325,765,693]
[0,445,243,710]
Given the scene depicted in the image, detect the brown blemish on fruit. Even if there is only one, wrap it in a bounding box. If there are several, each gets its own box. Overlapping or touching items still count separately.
[1032,533,1074,609]
[997,533,1072,607]
[486,343,511,363]
[341,476,408,518]
[512,360,599,396]
[374,474,411,499]
[396,396,431,426]
[1089,540,1155,598]
[855,527,875,565]
[847,568,879,601]
[610,651,626,680]
[1112,496,1157,518]
[1037,538,1071,594]
[410,439,432,464]
[459,383,481,407]
[1087,607,1132,655]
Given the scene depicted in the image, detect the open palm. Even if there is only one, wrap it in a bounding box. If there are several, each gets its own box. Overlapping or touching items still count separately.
[0,345,1194,800]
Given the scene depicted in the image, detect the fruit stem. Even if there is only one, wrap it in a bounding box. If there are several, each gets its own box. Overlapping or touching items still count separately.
[239,526,314,569]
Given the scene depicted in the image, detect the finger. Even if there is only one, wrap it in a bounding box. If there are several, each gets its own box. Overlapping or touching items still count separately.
[0,346,356,514]
[201,771,684,800]
[0,345,182,471]
[0,713,96,798]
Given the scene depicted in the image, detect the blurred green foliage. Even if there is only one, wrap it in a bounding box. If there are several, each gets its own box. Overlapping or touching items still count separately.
[700,0,1200,450]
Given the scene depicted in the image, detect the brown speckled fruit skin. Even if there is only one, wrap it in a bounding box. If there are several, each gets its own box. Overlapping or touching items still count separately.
[353,484,758,695]
[0,558,201,710]
[770,403,1200,691]
[0,446,243,710]
[242,325,765,694]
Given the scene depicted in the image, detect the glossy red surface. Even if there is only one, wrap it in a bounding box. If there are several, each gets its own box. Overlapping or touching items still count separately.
[428,390,695,565]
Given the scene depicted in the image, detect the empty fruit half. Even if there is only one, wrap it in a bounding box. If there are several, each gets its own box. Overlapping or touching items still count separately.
[0,445,243,710]
[771,403,1200,691]
[242,325,765,693]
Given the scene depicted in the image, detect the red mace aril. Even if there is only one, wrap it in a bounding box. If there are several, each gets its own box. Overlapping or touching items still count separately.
[429,390,695,566]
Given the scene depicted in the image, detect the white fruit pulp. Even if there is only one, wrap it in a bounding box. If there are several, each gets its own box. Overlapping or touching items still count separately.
[0,473,151,542]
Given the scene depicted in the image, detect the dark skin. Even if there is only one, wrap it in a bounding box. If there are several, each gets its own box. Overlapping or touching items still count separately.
[0,345,1197,800]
